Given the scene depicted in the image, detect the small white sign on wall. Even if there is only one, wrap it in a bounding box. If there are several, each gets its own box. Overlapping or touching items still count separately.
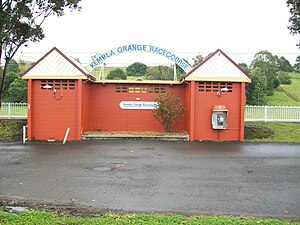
[119,101,158,110]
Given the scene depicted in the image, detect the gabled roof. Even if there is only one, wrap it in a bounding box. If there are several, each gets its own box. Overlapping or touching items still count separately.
[183,49,251,83]
[22,47,95,80]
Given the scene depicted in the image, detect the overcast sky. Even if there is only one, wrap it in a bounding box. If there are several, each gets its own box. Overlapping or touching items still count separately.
[16,0,300,67]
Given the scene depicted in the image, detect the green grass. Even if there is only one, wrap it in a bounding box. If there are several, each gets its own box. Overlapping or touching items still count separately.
[281,73,300,100]
[245,122,300,143]
[265,91,300,106]
[265,73,300,106]
[0,210,299,225]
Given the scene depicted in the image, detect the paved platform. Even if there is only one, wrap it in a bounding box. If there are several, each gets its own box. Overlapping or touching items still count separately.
[82,131,190,141]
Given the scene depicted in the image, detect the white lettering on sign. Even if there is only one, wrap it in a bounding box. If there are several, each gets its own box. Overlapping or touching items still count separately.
[88,44,192,73]
[119,101,158,110]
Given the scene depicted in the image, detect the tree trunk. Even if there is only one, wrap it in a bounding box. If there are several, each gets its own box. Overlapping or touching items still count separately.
[0,59,8,108]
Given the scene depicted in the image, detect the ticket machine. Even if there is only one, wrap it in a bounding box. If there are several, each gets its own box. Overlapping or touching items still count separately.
[212,105,228,129]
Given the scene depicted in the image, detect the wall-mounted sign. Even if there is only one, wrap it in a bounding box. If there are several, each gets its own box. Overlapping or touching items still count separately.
[119,101,158,110]
[88,44,192,72]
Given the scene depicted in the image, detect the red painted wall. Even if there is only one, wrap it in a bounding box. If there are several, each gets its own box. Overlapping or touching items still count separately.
[87,83,185,132]
[194,82,243,141]
[30,80,79,141]
[28,80,246,141]
[82,81,90,133]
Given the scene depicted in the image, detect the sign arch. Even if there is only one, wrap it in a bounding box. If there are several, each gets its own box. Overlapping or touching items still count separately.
[88,44,192,73]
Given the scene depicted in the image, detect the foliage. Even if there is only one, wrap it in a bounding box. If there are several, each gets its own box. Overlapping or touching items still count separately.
[275,55,293,72]
[277,71,292,84]
[238,63,250,74]
[126,62,147,77]
[0,210,298,225]
[107,68,127,80]
[248,50,279,99]
[246,74,267,105]
[192,54,204,67]
[152,92,185,132]
[287,0,300,47]
[0,0,82,104]
[6,59,20,73]
[294,55,300,72]
[3,72,19,100]
[145,65,173,80]
[0,120,26,141]
[6,78,27,102]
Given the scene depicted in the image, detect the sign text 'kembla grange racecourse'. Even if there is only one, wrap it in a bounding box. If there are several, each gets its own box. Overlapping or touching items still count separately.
[88,44,192,72]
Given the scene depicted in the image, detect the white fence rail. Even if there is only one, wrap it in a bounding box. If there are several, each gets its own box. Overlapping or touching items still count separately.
[0,102,28,119]
[1,103,300,122]
[245,105,300,122]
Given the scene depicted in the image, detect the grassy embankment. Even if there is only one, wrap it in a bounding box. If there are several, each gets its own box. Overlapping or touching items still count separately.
[0,210,299,225]
[264,73,300,106]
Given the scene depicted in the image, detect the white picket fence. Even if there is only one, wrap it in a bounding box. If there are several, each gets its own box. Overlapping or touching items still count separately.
[245,105,300,122]
[1,103,300,122]
[0,102,28,119]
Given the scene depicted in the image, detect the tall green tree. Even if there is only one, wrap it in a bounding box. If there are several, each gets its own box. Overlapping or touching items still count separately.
[275,55,293,72]
[0,0,82,105]
[126,62,147,77]
[246,73,267,105]
[287,0,300,47]
[6,78,27,102]
[294,55,300,72]
[251,50,279,95]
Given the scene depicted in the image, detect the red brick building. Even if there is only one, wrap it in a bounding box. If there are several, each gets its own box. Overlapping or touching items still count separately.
[22,47,251,141]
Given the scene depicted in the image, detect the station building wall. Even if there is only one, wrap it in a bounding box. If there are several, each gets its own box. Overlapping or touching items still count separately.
[29,79,80,141]
[87,83,186,132]
[194,82,244,141]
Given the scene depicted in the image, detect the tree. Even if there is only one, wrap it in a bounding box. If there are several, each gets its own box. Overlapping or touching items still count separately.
[277,71,292,84]
[246,75,267,105]
[251,50,279,95]
[3,71,19,100]
[238,63,250,74]
[287,0,300,47]
[275,55,293,72]
[152,92,185,132]
[145,65,173,80]
[6,78,27,102]
[0,0,82,105]
[294,55,300,72]
[107,68,127,80]
[126,62,147,77]
[6,59,20,73]
[192,54,204,67]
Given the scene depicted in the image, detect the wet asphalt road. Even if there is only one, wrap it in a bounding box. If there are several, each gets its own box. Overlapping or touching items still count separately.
[0,140,299,218]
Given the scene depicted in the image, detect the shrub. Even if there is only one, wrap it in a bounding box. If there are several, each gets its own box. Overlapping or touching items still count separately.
[152,92,185,132]
[277,71,292,85]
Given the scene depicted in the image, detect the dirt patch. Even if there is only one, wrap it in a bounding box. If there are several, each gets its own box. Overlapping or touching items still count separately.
[244,125,274,139]
[0,198,114,217]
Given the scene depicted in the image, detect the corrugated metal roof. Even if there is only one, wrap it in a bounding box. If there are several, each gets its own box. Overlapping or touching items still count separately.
[22,47,94,80]
[184,49,251,83]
